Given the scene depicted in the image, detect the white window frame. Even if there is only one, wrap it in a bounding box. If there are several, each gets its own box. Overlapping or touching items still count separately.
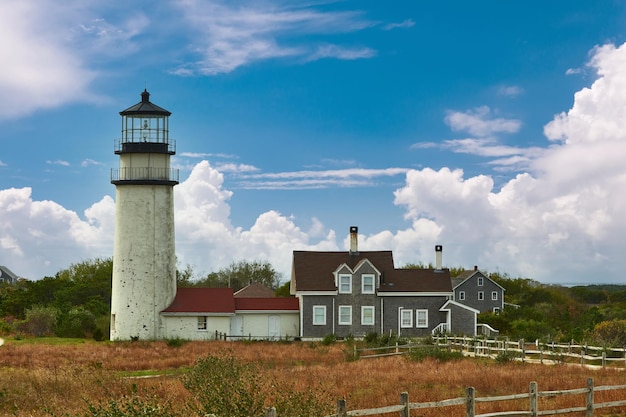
[361,306,375,326]
[416,309,428,328]
[362,274,375,294]
[478,291,484,301]
[197,316,207,331]
[459,291,465,301]
[400,309,413,328]
[312,305,327,326]
[338,274,352,294]
[492,291,498,301]
[477,277,484,286]
[493,307,501,314]
[338,305,352,325]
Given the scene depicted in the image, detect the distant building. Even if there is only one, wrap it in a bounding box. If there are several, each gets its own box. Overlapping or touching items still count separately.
[0,266,18,284]
[452,266,505,313]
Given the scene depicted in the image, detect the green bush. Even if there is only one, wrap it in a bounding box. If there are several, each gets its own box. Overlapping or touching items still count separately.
[407,345,464,362]
[182,352,331,417]
[321,333,337,345]
[182,353,265,417]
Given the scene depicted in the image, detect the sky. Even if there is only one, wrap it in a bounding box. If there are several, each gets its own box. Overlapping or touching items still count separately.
[2,1,626,285]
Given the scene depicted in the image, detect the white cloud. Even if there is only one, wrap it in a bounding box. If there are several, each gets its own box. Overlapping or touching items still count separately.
[383,19,415,31]
[171,0,376,74]
[445,106,521,137]
[46,160,70,167]
[308,44,376,61]
[497,85,524,97]
[0,160,6,167]
[0,2,101,119]
[389,42,626,284]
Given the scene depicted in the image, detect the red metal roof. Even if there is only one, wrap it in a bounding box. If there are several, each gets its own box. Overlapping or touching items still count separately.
[162,288,299,314]
[162,287,235,314]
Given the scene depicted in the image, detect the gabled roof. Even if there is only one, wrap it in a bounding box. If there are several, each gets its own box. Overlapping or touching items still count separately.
[234,282,275,298]
[0,266,18,283]
[292,251,395,292]
[292,250,452,293]
[452,269,506,291]
[161,287,299,315]
[162,287,235,314]
[235,297,299,311]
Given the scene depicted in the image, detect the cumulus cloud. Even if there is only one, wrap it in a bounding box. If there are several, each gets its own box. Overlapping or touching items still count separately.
[389,42,626,284]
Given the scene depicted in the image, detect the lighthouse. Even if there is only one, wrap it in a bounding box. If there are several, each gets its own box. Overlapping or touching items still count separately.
[110,90,178,340]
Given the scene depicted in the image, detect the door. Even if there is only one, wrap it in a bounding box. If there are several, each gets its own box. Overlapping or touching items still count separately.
[268,315,281,340]
[230,316,243,339]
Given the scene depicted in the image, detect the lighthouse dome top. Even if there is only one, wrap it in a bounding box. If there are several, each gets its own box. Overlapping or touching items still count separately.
[120,89,171,116]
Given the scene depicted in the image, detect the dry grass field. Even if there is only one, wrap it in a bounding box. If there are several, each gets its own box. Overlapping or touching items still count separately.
[1,338,626,416]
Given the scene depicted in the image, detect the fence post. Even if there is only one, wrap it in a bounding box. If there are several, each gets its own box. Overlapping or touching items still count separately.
[265,407,277,417]
[602,351,606,368]
[586,377,594,417]
[400,392,409,417]
[337,399,347,417]
[529,382,537,417]
[465,387,475,417]
[520,339,525,362]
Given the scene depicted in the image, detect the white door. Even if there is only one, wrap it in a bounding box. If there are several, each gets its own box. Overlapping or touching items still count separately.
[230,316,243,339]
[268,315,281,340]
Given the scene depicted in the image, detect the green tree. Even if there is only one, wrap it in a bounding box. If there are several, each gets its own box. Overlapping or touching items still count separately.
[194,260,282,291]
[24,305,59,337]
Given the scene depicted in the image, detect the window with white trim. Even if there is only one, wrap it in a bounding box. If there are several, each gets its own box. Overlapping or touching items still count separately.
[416,309,428,328]
[478,291,484,300]
[477,277,484,286]
[312,306,326,325]
[459,291,465,301]
[493,307,501,314]
[338,274,352,294]
[492,291,498,301]
[400,309,413,328]
[338,306,352,325]
[362,274,375,294]
[197,316,207,330]
[361,306,375,325]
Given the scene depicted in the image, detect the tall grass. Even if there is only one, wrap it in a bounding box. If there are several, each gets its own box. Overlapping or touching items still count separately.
[0,339,625,416]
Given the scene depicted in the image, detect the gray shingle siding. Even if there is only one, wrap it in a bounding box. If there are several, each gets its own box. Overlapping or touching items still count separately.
[454,272,504,313]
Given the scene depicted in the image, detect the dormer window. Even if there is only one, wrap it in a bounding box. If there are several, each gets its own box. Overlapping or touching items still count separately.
[362,274,375,294]
[338,274,352,294]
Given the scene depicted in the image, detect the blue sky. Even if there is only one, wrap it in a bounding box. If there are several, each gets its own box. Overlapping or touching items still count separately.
[2,1,626,285]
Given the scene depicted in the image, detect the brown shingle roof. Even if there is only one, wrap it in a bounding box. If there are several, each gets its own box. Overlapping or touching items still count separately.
[292,250,451,293]
[234,282,275,298]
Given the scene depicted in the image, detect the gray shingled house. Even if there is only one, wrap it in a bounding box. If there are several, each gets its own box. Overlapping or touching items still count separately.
[290,227,479,339]
[452,267,505,313]
[0,266,18,284]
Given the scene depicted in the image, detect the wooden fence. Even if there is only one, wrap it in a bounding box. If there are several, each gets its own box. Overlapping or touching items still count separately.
[435,336,626,368]
[355,337,626,369]
[261,378,626,417]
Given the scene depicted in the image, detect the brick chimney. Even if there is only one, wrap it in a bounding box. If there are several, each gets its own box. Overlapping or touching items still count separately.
[349,226,359,254]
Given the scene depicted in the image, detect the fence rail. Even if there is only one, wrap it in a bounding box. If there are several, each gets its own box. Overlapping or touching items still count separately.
[355,337,626,369]
[302,378,626,417]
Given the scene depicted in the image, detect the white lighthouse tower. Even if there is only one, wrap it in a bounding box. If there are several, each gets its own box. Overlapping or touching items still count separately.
[110,89,178,340]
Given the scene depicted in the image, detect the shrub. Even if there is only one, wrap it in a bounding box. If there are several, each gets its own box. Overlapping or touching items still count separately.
[407,345,464,362]
[165,337,188,348]
[25,305,58,337]
[321,333,337,345]
[182,353,265,417]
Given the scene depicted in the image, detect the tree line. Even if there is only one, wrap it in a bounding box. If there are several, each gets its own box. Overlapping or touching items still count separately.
[0,258,284,340]
[1,258,625,345]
